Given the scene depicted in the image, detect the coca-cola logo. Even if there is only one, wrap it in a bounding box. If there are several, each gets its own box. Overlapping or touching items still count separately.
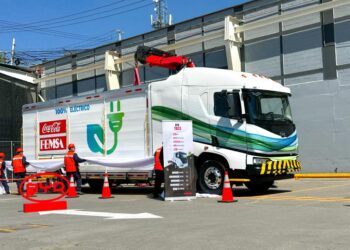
[39,120,66,135]
[42,122,61,134]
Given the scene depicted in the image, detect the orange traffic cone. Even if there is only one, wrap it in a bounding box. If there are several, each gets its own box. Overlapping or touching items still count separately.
[66,174,78,198]
[99,170,114,199]
[218,171,237,203]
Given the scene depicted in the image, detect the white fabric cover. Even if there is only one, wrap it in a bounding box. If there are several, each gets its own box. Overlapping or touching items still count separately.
[0,182,5,195]
[5,157,154,172]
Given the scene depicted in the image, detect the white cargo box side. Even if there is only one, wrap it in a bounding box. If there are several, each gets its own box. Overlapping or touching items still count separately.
[23,86,151,174]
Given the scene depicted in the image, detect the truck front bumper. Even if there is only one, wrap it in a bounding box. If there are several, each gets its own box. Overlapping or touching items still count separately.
[247,160,302,176]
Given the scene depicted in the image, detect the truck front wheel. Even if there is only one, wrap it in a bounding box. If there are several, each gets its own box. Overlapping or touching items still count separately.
[198,160,225,195]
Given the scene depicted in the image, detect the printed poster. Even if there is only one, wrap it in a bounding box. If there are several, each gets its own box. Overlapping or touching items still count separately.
[162,121,196,201]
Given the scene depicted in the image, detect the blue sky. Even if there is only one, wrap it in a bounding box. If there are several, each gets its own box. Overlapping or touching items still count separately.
[0,0,248,52]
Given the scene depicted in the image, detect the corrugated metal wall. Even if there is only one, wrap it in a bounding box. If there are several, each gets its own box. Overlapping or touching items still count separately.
[242,0,350,172]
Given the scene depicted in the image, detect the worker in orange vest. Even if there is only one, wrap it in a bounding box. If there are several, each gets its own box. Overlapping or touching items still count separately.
[153,146,164,198]
[0,152,10,194]
[12,148,30,194]
[64,144,86,195]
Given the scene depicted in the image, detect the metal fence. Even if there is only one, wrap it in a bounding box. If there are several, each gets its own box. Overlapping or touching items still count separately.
[0,141,21,181]
[0,141,21,160]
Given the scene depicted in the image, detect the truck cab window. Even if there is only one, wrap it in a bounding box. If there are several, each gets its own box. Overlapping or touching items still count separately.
[214,91,241,119]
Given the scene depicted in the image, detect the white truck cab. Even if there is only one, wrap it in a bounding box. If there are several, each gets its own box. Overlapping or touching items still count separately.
[150,67,300,193]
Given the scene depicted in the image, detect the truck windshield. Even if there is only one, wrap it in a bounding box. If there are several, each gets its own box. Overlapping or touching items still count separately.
[244,90,295,136]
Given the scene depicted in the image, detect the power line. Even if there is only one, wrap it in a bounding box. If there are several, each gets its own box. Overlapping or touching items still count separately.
[0,1,155,65]
[0,1,152,43]
[37,2,153,29]
[2,0,127,28]
[6,30,117,66]
[34,0,129,25]
[59,30,117,49]
[37,0,147,28]
[0,0,151,31]
[0,20,93,40]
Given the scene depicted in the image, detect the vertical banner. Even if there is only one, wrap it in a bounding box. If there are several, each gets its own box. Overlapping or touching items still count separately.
[162,121,196,201]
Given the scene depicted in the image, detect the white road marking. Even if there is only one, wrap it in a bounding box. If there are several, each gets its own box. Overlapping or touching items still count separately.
[0,198,22,202]
[39,209,162,220]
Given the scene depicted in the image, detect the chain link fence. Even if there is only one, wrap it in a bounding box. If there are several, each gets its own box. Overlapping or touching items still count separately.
[0,141,21,181]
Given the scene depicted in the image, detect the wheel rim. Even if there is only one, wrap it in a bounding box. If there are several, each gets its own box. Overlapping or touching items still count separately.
[204,166,222,190]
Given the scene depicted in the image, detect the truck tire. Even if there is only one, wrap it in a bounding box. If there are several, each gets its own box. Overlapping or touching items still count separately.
[245,181,274,193]
[198,160,226,195]
[88,179,103,193]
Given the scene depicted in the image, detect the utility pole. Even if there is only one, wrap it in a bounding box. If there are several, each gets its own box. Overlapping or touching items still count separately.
[115,30,124,41]
[10,38,15,66]
[0,51,6,64]
[151,0,172,30]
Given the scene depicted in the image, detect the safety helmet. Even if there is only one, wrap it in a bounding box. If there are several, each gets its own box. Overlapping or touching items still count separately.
[68,144,75,149]
[16,147,23,153]
[0,152,5,158]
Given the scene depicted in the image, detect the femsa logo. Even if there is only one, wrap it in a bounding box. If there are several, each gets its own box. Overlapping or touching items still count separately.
[40,137,67,151]
[19,173,69,203]
[39,120,67,152]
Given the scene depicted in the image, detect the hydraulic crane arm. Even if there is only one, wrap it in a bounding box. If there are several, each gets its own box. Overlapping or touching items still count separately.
[134,46,195,71]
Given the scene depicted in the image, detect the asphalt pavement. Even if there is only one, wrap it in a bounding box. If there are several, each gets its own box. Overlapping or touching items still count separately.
[1,179,350,250]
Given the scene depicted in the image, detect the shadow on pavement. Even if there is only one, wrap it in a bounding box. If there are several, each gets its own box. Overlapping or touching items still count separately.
[81,184,291,197]
[81,185,154,195]
[232,188,292,197]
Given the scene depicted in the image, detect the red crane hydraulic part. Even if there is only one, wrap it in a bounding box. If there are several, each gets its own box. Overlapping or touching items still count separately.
[133,46,195,85]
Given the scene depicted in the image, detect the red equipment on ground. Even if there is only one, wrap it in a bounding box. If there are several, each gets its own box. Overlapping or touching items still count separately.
[26,179,37,197]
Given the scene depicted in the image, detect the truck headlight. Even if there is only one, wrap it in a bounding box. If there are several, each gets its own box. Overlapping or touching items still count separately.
[253,157,270,165]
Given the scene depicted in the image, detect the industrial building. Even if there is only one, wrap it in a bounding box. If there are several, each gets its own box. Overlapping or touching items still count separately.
[0,63,36,158]
[33,0,350,172]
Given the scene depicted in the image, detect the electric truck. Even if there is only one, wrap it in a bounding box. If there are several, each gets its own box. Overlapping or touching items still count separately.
[22,46,301,194]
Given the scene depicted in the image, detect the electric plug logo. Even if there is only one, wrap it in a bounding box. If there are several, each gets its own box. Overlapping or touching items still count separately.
[87,100,124,155]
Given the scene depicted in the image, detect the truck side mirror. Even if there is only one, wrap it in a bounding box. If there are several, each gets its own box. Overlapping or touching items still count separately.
[227,92,242,121]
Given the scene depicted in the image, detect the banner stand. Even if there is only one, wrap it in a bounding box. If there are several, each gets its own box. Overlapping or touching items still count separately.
[162,121,196,201]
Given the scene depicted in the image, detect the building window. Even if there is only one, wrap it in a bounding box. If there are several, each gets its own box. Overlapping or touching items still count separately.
[42,87,56,100]
[205,49,227,69]
[56,83,73,99]
[96,75,107,92]
[188,53,204,67]
[77,78,96,96]
[145,67,169,83]
[122,69,136,86]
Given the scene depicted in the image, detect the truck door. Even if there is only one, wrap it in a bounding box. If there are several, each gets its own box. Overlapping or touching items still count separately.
[184,86,212,145]
[208,88,246,153]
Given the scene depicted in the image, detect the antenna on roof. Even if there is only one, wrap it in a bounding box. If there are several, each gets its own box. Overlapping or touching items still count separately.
[151,0,172,29]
